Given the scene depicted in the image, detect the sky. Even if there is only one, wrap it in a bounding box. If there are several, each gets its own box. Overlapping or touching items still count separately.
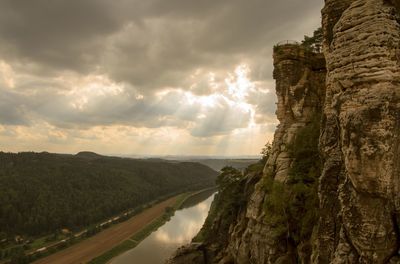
[0,0,323,157]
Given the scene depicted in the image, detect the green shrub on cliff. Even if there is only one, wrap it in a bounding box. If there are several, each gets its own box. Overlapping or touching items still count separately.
[263,178,290,239]
[244,142,272,175]
[301,27,323,53]
[264,116,321,246]
[288,115,321,185]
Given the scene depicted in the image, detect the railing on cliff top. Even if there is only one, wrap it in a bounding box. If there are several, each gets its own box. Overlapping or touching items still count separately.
[275,40,300,46]
[274,40,323,54]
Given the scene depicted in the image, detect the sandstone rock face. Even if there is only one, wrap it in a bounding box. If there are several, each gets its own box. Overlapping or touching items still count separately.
[316,0,400,263]
[265,45,326,183]
[167,244,207,264]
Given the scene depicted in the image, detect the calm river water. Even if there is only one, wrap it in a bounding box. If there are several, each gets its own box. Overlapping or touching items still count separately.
[111,191,216,264]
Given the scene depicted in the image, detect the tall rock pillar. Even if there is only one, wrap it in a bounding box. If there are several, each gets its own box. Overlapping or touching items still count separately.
[317,0,400,262]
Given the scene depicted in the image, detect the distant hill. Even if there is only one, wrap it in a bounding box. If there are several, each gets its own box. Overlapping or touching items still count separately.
[75,151,104,159]
[0,152,218,237]
[189,159,259,171]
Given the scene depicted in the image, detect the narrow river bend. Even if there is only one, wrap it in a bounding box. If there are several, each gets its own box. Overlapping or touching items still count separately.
[111,192,216,264]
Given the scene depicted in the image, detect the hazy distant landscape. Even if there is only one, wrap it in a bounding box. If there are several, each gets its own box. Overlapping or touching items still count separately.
[119,155,260,172]
[186,159,258,172]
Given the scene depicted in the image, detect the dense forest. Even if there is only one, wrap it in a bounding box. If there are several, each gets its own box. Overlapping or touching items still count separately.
[0,151,218,238]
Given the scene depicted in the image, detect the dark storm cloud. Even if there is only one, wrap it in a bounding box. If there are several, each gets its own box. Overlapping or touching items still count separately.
[0,0,128,73]
[105,0,323,90]
[0,0,322,137]
[0,0,322,88]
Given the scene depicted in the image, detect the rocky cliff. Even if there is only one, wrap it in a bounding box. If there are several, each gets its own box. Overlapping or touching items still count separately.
[316,0,400,263]
[169,0,400,263]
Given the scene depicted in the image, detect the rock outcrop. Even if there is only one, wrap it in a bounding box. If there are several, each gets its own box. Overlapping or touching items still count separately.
[316,0,400,263]
[265,44,326,183]
[169,0,400,263]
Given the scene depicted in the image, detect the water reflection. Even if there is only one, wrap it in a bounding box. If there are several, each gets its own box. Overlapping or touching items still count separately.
[111,192,215,264]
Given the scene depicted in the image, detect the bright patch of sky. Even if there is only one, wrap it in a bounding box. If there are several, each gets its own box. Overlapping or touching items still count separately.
[0,0,323,156]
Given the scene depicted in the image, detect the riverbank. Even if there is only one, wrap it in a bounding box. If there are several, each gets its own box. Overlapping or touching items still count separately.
[91,187,217,264]
[31,195,180,264]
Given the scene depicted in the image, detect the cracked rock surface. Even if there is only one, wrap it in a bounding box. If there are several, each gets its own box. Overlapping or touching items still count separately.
[316,0,400,263]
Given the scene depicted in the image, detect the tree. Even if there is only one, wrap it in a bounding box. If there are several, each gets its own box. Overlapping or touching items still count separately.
[261,142,272,164]
[9,247,28,264]
[263,116,321,248]
[216,167,243,188]
[301,27,323,53]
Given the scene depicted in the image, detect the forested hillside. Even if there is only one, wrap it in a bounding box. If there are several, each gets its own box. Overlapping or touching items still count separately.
[0,152,218,238]
[188,159,259,172]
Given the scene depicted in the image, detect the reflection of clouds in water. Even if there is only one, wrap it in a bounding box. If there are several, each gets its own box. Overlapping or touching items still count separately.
[111,194,215,264]
[154,198,212,244]
[197,202,209,212]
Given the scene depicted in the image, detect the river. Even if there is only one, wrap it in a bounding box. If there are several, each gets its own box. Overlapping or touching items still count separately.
[110,191,216,264]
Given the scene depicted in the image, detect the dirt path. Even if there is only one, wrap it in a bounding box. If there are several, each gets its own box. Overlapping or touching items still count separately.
[33,196,178,264]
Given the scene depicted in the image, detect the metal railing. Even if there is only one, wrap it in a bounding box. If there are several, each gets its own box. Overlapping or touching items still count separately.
[275,40,300,46]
